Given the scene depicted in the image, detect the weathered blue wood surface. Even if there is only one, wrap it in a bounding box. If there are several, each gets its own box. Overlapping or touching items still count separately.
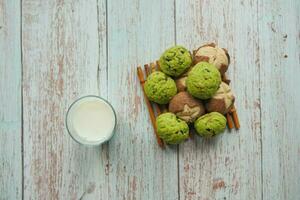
[0,0,22,199]
[0,0,299,199]
[258,0,300,199]
[22,0,108,199]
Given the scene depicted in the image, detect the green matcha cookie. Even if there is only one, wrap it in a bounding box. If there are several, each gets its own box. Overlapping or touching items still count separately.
[194,112,227,137]
[144,71,177,104]
[159,45,192,77]
[156,112,189,144]
[186,62,221,99]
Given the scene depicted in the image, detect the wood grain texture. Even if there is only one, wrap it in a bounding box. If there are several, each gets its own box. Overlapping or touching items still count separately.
[22,0,108,199]
[258,0,300,199]
[176,0,262,199]
[1,0,299,199]
[0,0,22,199]
[107,0,178,199]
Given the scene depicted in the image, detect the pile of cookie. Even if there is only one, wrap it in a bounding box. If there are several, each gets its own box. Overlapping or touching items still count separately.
[138,43,239,146]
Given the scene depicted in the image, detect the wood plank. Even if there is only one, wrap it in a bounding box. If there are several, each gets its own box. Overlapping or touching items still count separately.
[107,0,178,199]
[176,0,262,199]
[0,0,22,199]
[258,0,300,199]
[22,0,108,199]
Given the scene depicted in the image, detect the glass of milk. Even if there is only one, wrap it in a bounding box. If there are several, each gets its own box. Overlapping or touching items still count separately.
[66,95,117,146]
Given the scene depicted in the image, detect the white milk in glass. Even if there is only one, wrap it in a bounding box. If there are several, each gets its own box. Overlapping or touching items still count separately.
[66,96,116,145]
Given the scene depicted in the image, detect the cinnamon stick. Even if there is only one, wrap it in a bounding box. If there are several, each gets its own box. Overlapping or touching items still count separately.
[226,113,234,129]
[222,74,240,129]
[137,66,164,148]
[150,62,156,73]
[144,64,150,76]
[230,107,240,129]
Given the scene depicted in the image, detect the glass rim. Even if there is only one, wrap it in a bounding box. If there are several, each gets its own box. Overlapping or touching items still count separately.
[65,95,117,146]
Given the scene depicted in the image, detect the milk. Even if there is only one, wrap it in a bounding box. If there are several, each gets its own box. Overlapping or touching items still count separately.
[66,96,116,145]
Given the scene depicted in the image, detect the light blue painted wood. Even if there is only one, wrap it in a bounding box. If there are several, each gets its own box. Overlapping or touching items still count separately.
[1,0,299,198]
[258,0,300,199]
[0,0,22,199]
[176,0,262,199]
[22,0,108,199]
[107,0,178,199]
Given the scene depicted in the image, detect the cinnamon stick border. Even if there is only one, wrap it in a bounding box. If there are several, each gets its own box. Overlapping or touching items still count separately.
[137,52,240,146]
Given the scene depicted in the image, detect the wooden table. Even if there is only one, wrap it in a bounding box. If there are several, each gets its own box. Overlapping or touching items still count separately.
[1,0,299,199]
